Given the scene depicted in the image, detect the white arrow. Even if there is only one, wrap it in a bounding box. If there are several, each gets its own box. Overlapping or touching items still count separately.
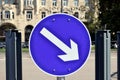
[40,28,79,62]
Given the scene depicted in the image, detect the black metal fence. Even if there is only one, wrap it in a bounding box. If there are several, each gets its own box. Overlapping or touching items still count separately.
[5,29,120,80]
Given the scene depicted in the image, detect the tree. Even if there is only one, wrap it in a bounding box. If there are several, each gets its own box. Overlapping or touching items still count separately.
[85,0,100,41]
[99,0,120,40]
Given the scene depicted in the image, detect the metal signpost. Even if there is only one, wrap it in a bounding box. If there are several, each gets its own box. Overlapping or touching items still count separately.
[59,1,64,79]
[29,14,91,77]
[95,30,111,80]
[61,0,63,13]
[6,30,22,80]
[57,77,65,80]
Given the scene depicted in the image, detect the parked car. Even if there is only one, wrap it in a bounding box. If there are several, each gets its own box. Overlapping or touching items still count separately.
[0,43,3,48]
[22,42,29,48]
[0,42,6,48]
[111,41,118,49]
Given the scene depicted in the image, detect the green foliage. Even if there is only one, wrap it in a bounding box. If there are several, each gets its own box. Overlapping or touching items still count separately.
[0,48,29,53]
[87,23,96,32]
[99,0,120,40]
[99,0,120,32]
[22,48,29,52]
[0,48,5,53]
[85,23,96,41]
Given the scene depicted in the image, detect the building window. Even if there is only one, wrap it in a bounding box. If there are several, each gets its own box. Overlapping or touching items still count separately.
[85,0,89,6]
[5,0,8,4]
[41,12,46,18]
[24,0,33,6]
[41,0,46,6]
[63,0,68,6]
[0,0,2,5]
[74,0,78,6]
[53,0,57,6]
[5,0,14,4]
[5,11,10,19]
[74,12,79,18]
[26,11,32,20]
[24,0,26,6]
[0,12,2,19]
[29,0,33,5]
[25,25,33,42]
[24,0,28,6]
[12,12,14,19]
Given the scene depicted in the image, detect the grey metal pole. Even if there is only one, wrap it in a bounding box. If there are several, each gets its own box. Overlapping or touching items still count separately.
[57,77,65,80]
[58,1,65,79]
[61,0,63,13]
[106,30,111,80]
[117,31,120,80]
[6,30,16,80]
[95,30,111,80]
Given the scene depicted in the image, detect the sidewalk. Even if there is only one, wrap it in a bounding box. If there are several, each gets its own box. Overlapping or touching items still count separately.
[0,50,118,80]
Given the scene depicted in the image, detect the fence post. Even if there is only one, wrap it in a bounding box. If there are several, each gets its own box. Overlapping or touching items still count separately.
[95,30,111,80]
[6,30,16,80]
[117,32,120,80]
[16,31,22,80]
[6,30,22,80]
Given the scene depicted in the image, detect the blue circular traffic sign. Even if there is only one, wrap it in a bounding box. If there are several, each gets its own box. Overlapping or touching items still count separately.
[29,14,91,76]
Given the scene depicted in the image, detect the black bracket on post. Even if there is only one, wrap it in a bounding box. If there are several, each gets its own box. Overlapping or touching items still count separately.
[6,30,22,80]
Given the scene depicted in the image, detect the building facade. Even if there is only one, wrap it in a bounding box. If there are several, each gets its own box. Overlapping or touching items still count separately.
[0,0,95,42]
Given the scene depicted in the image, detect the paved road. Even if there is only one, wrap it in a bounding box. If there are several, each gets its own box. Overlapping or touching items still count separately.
[0,51,118,80]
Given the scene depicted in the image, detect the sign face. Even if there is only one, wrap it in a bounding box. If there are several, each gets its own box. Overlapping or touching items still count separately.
[29,14,91,76]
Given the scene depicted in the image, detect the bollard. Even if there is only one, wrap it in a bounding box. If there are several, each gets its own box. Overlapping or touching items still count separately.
[57,77,65,80]
[117,32,120,80]
[6,30,22,80]
[95,30,111,80]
